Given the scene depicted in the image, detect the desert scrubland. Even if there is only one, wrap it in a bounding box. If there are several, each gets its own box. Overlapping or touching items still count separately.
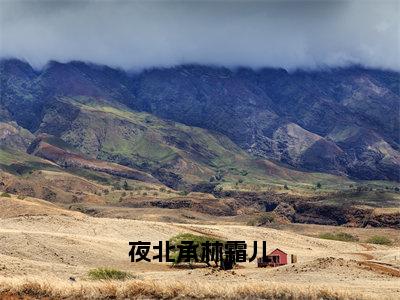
[0,195,399,299]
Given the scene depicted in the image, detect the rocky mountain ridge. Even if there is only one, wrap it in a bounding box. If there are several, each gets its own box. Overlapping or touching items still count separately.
[1,58,399,181]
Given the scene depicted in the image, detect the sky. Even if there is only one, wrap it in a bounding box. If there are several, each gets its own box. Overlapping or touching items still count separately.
[0,0,399,71]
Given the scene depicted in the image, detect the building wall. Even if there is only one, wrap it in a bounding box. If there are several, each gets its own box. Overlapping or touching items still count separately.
[270,249,287,265]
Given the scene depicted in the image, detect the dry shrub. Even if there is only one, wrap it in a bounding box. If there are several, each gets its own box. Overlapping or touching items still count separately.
[18,281,51,298]
[96,281,118,298]
[0,277,377,300]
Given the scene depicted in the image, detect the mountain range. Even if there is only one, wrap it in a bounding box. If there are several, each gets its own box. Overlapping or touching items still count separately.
[1,58,399,186]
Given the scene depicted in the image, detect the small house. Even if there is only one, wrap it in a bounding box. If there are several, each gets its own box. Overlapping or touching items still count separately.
[257,248,288,267]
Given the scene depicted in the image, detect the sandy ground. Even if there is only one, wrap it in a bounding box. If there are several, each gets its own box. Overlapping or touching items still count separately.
[0,196,399,299]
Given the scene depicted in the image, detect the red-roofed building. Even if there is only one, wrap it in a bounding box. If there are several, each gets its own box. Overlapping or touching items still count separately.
[257,248,288,267]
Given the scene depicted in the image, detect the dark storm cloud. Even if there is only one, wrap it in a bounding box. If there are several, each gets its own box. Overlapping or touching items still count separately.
[0,0,399,70]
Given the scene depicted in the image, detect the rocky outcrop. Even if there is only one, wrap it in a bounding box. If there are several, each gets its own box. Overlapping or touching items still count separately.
[224,190,400,228]
[0,122,34,150]
[134,65,399,180]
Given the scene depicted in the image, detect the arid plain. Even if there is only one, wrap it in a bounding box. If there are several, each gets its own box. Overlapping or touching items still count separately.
[0,195,399,299]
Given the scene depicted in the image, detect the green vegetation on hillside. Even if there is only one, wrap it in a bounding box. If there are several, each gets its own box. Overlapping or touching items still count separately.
[2,97,397,196]
[87,268,132,281]
[0,148,60,176]
[55,98,370,191]
[366,235,393,245]
[318,232,359,242]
